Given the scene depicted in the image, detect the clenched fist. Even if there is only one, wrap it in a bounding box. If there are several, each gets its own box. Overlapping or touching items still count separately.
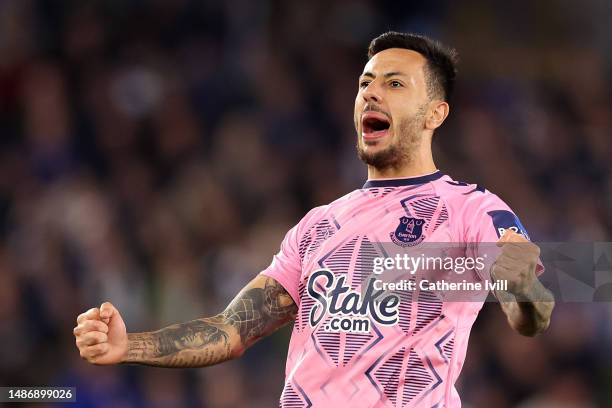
[74,302,128,365]
[491,229,540,298]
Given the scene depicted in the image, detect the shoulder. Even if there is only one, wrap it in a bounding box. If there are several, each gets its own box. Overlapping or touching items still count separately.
[294,189,357,234]
[432,174,529,240]
[431,174,509,212]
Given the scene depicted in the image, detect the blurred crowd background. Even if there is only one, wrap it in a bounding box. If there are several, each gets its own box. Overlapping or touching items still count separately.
[1,0,611,407]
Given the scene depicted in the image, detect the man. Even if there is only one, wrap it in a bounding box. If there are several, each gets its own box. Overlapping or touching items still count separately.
[74,32,554,407]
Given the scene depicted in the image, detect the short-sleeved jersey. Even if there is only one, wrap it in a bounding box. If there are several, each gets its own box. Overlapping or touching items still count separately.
[261,171,535,408]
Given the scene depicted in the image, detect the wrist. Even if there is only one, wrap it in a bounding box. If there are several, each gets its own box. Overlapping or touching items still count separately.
[123,332,148,364]
[509,277,538,301]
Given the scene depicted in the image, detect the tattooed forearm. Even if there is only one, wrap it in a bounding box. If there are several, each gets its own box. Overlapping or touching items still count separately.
[124,276,297,368]
[222,276,297,348]
[125,318,232,367]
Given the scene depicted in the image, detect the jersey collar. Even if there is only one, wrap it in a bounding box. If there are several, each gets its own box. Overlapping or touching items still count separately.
[362,170,443,189]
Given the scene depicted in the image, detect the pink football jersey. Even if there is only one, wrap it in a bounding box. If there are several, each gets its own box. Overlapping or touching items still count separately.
[261,171,537,408]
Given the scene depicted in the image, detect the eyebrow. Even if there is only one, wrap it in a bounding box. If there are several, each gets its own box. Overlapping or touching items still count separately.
[360,71,406,79]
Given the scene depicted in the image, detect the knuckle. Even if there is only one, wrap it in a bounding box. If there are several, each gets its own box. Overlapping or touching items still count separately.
[92,344,105,355]
[90,334,103,344]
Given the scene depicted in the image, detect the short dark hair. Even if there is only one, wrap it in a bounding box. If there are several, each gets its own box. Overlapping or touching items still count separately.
[367,31,458,101]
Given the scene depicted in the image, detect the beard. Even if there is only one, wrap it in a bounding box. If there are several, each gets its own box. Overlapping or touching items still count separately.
[356,106,426,172]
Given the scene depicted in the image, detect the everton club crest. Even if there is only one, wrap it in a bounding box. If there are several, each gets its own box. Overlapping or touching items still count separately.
[390,216,425,247]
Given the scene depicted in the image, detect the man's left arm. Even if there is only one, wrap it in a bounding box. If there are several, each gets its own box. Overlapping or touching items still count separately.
[491,230,555,337]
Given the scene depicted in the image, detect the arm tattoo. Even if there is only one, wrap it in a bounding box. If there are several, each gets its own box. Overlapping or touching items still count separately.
[221,277,297,347]
[125,277,297,368]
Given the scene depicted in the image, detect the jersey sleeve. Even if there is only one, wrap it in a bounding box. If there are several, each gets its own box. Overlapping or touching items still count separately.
[260,223,302,306]
[260,207,324,306]
[462,190,544,280]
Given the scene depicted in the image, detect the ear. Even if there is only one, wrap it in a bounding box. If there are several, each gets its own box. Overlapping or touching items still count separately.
[425,101,450,130]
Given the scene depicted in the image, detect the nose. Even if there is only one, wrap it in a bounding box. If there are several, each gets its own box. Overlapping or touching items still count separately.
[362,83,382,104]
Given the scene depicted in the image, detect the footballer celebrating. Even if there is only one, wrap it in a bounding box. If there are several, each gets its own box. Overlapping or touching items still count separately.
[74,32,554,407]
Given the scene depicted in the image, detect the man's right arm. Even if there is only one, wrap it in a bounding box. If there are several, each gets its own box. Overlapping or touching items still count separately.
[74,275,297,368]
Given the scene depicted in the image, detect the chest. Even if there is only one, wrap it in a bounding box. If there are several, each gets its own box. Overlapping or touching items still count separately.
[299,193,453,280]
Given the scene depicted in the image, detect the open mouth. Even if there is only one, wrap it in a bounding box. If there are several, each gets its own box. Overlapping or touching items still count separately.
[361,112,391,140]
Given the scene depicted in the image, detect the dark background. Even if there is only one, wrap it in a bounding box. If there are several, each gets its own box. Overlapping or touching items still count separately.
[0,0,611,406]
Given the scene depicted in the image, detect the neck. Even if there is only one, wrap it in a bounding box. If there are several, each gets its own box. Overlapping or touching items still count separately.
[367,153,437,180]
